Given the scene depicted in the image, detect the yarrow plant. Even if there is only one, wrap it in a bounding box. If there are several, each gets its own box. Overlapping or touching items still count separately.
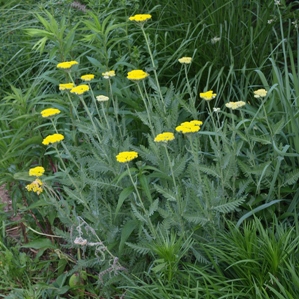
[25,178,43,195]
[175,120,203,134]
[41,108,61,118]
[154,132,175,143]
[127,70,149,81]
[178,57,192,64]
[29,166,45,177]
[254,89,268,98]
[42,133,65,145]
[56,61,78,69]
[70,85,90,95]
[200,90,217,101]
[225,101,246,110]
[129,14,152,22]
[116,151,138,163]
[102,70,115,79]
[59,83,75,90]
[96,95,109,102]
[81,74,95,81]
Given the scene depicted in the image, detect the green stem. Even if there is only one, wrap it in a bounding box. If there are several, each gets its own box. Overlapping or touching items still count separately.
[126,164,156,238]
[141,26,165,112]
[78,95,102,144]
[54,144,91,212]
[136,82,155,137]
[108,79,123,140]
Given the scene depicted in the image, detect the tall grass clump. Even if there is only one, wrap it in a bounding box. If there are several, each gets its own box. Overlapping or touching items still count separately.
[1,0,299,297]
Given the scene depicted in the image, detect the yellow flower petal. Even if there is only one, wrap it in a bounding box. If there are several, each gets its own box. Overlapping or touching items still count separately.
[81,74,95,81]
[29,166,45,177]
[41,108,61,118]
[129,14,152,22]
[127,70,148,81]
[57,61,78,69]
[116,151,138,163]
[70,85,89,95]
[154,132,175,143]
[42,133,64,145]
[178,57,192,64]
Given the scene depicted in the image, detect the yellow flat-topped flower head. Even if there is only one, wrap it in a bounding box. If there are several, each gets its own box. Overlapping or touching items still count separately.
[59,83,75,90]
[96,95,109,102]
[190,120,203,126]
[42,133,64,145]
[127,70,148,81]
[70,85,89,95]
[129,14,152,22]
[116,151,138,163]
[225,101,246,110]
[102,70,115,79]
[254,89,267,98]
[57,61,78,69]
[178,57,192,64]
[26,178,43,195]
[41,108,61,118]
[29,166,45,177]
[200,90,217,101]
[81,74,95,81]
[175,120,202,134]
[154,132,175,143]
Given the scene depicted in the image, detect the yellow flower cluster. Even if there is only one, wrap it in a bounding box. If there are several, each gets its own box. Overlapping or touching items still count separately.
[42,133,64,145]
[41,108,61,118]
[154,132,175,143]
[127,70,148,81]
[176,120,203,134]
[57,61,78,69]
[254,89,267,98]
[200,90,217,101]
[26,178,43,195]
[225,101,246,110]
[81,74,95,81]
[102,70,115,79]
[70,85,90,95]
[59,83,75,90]
[29,166,45,177]
[116,151,138,163]
[129,14,152,22]
[178,57,192,64]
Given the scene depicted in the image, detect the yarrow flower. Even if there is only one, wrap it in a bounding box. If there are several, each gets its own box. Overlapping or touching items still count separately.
[26,178,43,195]
[96,95,109,102]
[29,166,45,177]
[70,85,89,95]
[175,120,203,134]
[42,133,64,145]
[211,36,221,44]
[102,70,115,79]
[41,108,61,118]
[59,83,75,90]
[129,14,152,22]
[178,57,192,64]
[254,89,267,98]
[57,61,78,69]
[80,74,95,81]
[116,151,138,163]
[127,70,148,81]
[225,101,246,110]
[200,90,217,101]
[154,132,175,143]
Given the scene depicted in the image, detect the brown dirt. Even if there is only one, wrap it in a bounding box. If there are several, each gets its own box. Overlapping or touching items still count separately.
[0,185,22,238]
